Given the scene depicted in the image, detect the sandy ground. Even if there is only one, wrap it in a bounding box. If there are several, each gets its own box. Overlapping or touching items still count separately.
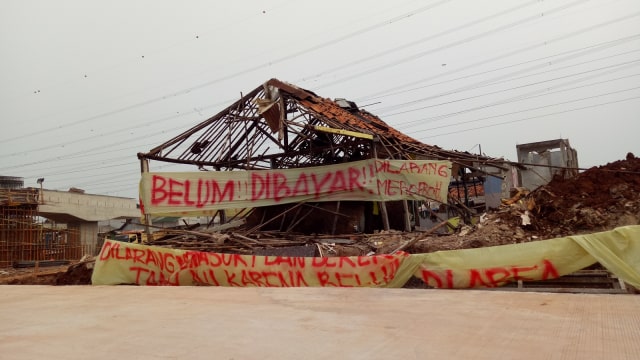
[1,286,639,360]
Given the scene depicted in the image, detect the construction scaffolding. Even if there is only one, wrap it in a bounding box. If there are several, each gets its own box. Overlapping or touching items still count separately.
[0,189,88,268]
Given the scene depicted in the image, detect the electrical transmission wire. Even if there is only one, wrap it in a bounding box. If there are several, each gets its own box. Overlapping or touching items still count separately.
[419,95,640,138]
[315,0,593,89]
[414,84,640,132]
[356,13,640,102]
[392,72,640,124]
[398,76,640,133]
[296,0,542,84]
[364,34,640,103]
[0,1,450,145]
[4,0,297,103]
[388,58,640,127]
[378,48,640,116]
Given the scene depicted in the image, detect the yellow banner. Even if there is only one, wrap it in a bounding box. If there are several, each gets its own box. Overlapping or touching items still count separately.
[139,159,452,216]
[92,240,405,287]
[92,226,640,289]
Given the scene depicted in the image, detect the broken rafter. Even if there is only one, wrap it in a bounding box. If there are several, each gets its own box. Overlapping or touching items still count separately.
[220,121,259,165]
[143,86,262,158]
[253,122,285,150]
[390,219,450,254]
[179,118,227,161]
[243,202,307,235]
[138,78,501,201]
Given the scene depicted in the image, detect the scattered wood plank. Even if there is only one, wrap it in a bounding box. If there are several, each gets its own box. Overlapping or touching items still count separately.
[390,219,450,254]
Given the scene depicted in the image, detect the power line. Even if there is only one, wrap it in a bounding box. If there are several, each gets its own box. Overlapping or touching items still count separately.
[394,72,640,127]
[390,59,640,127]
[9,54,637,180]
[356,15,640,102]
[6,2,640,200]
[5,1,605,155]
[8,56,637,171]
[0,1,449,145]
[367,23,640,103]
[5,3,632,155]
[4,101,220,157]
[2,0,419,130]
[295,0,541,84]
[391,59,640,129]
[364,34,640,103]
[2,117,196,168]
[315,0,593,89]
[420,95,640,138]
[412,85,640,133]
[4,1,297,104]
[46,84,640,191]
[379,49,640,116]
[1,138,156,172]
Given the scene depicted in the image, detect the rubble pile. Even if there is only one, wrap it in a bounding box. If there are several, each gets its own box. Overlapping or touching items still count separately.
[46,154,640,259]
[409,153,640,253]
[2,155,638,285]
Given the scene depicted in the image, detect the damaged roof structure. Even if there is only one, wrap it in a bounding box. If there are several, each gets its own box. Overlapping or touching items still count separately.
[139,78,495,170]
[137,78,501,234]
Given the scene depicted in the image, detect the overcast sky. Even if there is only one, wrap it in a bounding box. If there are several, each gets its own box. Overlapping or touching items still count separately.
[1,0,639,199]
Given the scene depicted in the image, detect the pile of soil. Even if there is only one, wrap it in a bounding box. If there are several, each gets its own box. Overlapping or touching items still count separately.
[0,265,69,285]
[533,152,640,233]
[54,260,94,285]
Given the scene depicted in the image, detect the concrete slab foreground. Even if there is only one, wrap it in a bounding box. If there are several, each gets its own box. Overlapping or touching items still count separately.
[1,286,639,360]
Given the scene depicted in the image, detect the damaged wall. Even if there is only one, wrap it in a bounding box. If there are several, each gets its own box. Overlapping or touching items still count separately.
[517,139,579,190]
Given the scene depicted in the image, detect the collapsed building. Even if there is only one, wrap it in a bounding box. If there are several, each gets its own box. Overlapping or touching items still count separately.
[4,80,638,293]
[137,79,508,235]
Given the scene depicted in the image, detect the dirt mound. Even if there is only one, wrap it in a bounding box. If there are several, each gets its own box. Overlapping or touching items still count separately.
[55,260,94,285]
[0,266,69,285]
[0,258,95,285]
[532,153,640,233]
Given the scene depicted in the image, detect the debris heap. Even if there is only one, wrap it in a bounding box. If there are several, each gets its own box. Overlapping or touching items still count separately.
[409,153,640,253]
[3,155,639,286]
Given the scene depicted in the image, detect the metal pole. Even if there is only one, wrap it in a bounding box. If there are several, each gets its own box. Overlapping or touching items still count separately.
[140,158,153,238]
